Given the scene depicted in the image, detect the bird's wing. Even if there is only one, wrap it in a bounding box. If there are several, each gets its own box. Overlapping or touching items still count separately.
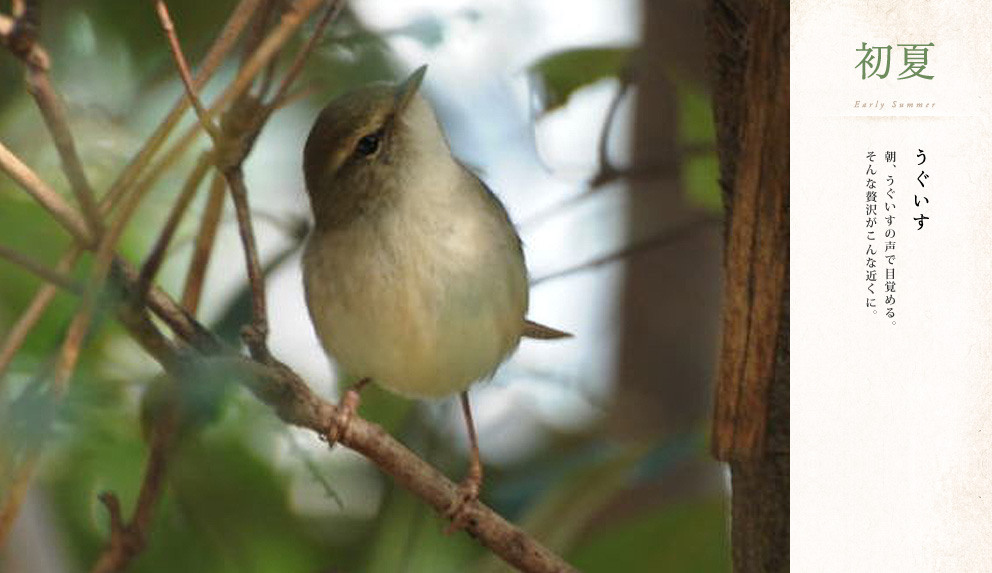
[523,319,572,340]
[455,161,571,342]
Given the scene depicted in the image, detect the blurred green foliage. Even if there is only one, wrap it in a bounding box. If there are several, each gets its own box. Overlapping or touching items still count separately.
[528,45,723,213]
[528,47,634,116]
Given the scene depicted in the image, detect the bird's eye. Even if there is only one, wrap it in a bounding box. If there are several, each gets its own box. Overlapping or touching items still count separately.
[355,131,382,157]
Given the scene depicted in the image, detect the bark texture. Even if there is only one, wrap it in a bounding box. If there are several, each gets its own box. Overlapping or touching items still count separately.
[707,0,790,570]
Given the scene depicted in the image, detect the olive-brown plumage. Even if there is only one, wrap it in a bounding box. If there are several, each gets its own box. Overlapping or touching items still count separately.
[301,66,532,398]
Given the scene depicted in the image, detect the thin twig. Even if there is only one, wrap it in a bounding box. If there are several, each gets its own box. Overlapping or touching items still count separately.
[0,248,83,387]
[208,0,328,130]
[24,70,104,238]
[251,1,282,100]
[96,0,322,224]
[0,454,38,546]
[151,0,334,359]
[267,0,344,110]
[180,171,226,313]
[153,0,223,144]
[0,243,81,294]
[135,152,212,303]
[276,84,316,109]
[240,0,277,69]
[0,13,48,69]
[4,4,101,236]
[91,493,134,573]
[531,215,722,286]
[100,0,263,211]
[0,140,93,246]
[223,165,269,357]
[588,78,630,188]
[91,386,180,573]
[225,0,343,358]
[519,140,713,232]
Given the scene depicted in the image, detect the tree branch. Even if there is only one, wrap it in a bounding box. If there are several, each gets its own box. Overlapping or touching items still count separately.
[2,3,103,237]
[266,0,344,110]
[109,280,577,572]
[135,152,212,303]
[222,164,270,356]
[100,0,263,210]
[0,11,47,70]
[91,376,181,573]
[531,215,721,286]
[0,248,83,387]
[180,171,226,313]
[0,242,81,293]
[0,140,93,246]
[154,0,224,144]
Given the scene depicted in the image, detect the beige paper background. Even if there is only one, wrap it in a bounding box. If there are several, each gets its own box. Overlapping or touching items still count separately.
[792,1,992,570]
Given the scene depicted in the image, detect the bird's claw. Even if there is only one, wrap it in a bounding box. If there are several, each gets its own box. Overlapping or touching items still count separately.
[325,387,362,447]
[444,475,481,534]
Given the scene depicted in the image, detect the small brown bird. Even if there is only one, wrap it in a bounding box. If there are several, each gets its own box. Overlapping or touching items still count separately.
[301,65,569,527]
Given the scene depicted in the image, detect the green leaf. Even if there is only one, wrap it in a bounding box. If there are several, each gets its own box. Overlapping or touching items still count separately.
[676,82,722,213]
[529,47,635,115]
[677,83,717,146]
[682,154,723,213]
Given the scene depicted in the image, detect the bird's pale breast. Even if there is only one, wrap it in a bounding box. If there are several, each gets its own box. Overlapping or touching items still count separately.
[302,169,528,398]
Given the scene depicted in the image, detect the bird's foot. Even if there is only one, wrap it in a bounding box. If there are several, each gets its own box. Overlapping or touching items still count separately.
[325,378,369,447]
[240,323,273,363]
[444,468,482,534]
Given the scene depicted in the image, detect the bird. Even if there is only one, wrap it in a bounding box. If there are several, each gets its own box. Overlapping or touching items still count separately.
[301,65,569,529]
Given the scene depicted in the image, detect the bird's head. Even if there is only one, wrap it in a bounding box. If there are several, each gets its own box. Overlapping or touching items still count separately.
[303,65,448,227]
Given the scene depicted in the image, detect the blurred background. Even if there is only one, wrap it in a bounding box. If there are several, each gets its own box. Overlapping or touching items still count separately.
[0,0,728,570]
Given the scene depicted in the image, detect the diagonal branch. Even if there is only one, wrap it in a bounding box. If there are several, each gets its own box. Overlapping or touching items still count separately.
[25,72,104,237]
[222,164,270,356]
[154,0,224,144]
[91,375,182,573]
[0,140,93,246]
[180,171,226,313]
[0,248,83,387]
[100,0,262,210]
[531,215,722,286]
[0,243,81,293]
[266,0,344,110]
[135,152,212,303]
[1,6,103,237]
[108,271,577,573]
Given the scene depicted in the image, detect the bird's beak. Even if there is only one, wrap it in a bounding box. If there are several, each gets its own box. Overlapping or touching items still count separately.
[393,65,427,115]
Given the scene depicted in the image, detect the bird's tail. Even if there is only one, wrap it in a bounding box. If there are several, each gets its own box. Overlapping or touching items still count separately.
[523,319,572,340]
